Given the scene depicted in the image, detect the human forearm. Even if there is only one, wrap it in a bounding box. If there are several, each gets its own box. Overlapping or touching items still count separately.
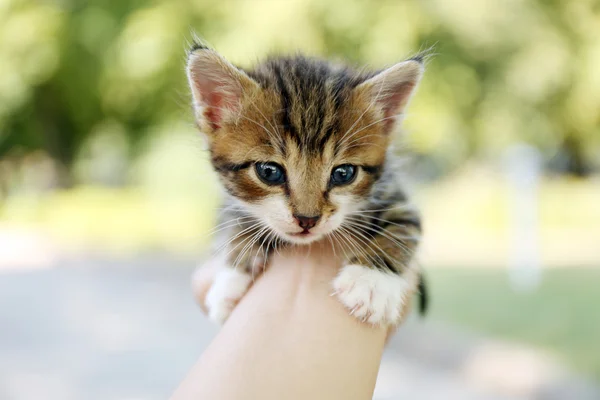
[171,243,386,400]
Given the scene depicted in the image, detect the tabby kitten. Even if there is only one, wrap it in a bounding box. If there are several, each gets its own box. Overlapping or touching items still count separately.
[187,42,426,327]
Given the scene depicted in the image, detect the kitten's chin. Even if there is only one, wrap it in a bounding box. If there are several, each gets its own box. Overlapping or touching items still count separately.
[280,231,324,245]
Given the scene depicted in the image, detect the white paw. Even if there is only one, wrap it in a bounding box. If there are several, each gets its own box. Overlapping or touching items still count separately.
[205,267,252,324]
[191,253,227,304]
[332,264,414,326]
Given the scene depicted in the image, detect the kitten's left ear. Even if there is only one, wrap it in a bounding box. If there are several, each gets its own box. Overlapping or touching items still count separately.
[357,58,424,133]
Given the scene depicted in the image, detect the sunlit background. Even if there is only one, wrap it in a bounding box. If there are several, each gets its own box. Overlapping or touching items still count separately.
[1,0,599,399]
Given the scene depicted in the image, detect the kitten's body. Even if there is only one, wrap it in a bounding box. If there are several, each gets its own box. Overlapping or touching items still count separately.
[187,43,426,326]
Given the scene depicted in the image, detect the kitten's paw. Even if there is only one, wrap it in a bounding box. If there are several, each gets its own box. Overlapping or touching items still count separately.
[332,264,414,326]
[205,268,252,324]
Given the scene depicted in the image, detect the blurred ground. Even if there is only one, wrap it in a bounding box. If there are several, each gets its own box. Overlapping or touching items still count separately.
[427,267,600,382]
[1,254,598,400]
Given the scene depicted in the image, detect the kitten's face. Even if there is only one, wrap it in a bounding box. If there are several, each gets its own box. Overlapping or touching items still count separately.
[187,47,422,244]
[210,92,388,244]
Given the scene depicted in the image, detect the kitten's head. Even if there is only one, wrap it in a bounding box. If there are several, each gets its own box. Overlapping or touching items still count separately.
[186,43,423,244]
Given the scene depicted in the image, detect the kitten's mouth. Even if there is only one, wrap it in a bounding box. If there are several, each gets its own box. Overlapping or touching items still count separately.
[287,228,324,241]
[283,228,325,244]
[290,229,312,236]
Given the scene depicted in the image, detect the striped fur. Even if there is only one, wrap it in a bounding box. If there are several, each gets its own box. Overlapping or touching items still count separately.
[187,43,428,324]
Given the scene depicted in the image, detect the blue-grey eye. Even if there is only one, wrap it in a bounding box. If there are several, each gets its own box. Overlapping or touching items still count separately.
[255,162,285,185]
[331,164,356,186]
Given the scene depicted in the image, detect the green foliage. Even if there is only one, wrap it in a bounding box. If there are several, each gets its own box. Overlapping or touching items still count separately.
[1,0,599,184]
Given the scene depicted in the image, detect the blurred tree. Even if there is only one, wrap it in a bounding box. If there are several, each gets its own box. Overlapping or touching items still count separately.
[0,0,227,186]
[0,0,598,187]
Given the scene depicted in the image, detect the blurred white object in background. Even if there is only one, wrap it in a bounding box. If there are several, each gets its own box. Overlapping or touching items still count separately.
[0,227,58,271]
[503,144,542,291]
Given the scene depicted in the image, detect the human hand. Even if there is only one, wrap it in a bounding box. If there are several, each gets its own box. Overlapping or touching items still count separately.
[191,241,400,341]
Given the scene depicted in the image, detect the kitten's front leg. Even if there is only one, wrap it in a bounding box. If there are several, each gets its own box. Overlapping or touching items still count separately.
[333,206,422,326]
[333,263,419,326]
[204,228,271,324]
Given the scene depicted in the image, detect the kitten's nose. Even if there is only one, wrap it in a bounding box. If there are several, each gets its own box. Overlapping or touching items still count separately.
[294,214,321,231]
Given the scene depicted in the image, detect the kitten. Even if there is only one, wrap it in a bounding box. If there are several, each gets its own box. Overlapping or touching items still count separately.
[187,41,427,327]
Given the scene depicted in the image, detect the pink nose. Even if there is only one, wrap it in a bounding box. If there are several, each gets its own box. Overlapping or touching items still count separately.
[294,215,321,230]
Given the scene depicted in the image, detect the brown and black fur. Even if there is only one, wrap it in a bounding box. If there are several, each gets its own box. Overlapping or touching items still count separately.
[188,41,428,315]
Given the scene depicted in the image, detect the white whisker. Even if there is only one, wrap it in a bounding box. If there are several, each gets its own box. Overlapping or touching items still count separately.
[343,218,416,255]
[339,225,388,268]
[344,215,421,236]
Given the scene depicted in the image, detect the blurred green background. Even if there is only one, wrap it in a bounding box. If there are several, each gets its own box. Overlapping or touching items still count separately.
[2,0,599,185]
[1,0,599,389]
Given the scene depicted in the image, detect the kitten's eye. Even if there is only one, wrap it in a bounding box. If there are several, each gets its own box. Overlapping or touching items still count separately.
[330,164,356,186]
[255,162,285,185]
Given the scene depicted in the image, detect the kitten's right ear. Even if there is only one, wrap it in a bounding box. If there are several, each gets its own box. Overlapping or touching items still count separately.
[186,45,258,133]
[356,58,424,134]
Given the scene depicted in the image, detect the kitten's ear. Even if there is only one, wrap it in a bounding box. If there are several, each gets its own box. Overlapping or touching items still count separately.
[186,45,259,132]
[357,59,424,133]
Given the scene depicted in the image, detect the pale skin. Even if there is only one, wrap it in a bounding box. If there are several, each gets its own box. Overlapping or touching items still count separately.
[170,242,396,400]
